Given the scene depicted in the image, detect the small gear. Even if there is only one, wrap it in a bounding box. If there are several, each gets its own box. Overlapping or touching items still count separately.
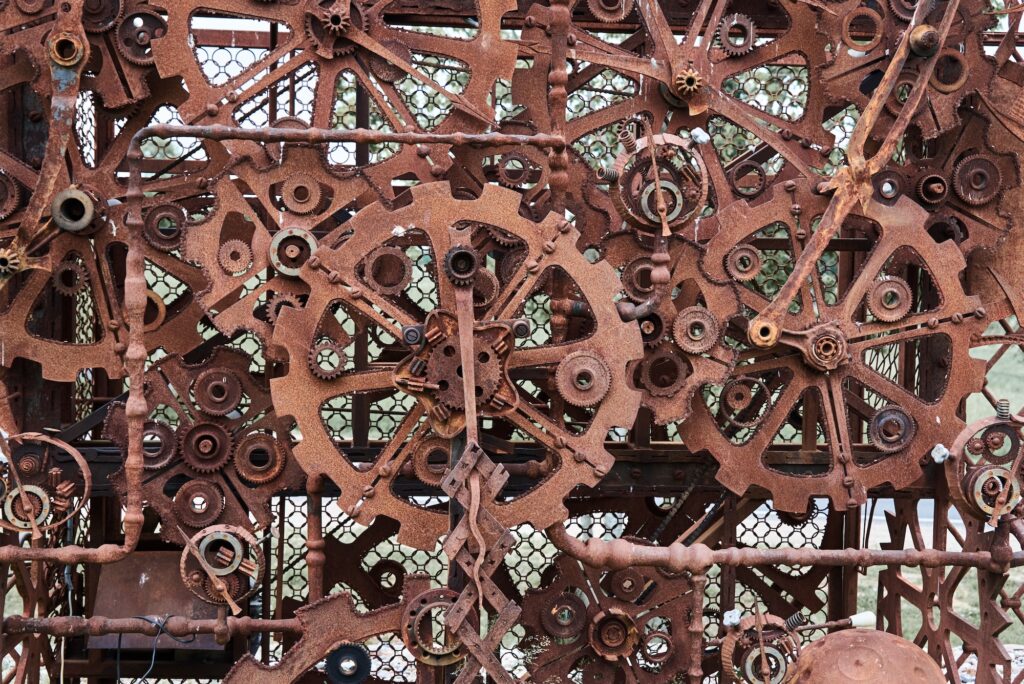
[496,152,536,188]
[304,0,358,56]
[673,68,704,96]
[143,203,187,252]
[718,14,756,56]
[540,591,589,640]
[721,377,769,427]
[280,173,323,215]
[193,367,244,416]
[887,0,916,21]
[202,572,244,604]
[179,423,234,474]
[953,153,1001,206]
[673,306,719,354]
[308,340,348,381]
[621,257,657,303]
[868,406,917,453]
[728,160,767,198]
[590,608,640,661]
[915,172,949,206]
[266,291,301,325]
[443,245,479,287]
[234,433,287,485]
[115,10,168,66]
[218,239,253,275]
[637,310,669,348]
[609,568,645,601]
[586,0,635,22]
[0,171,22,220]
[411,436,449,487]
[173,479,226,528]
[724,244,762,282]
[14,0,45,14]
[4,486,48,529]
[141,421,176,470]
[84,0,124,33]
[364,246,413,296]
[319,1,351,34]
[51,261,89,297]
[556,351,612,408]
[866,276,913,323]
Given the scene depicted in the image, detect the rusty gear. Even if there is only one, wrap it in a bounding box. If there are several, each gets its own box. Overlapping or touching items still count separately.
[50,260,89,297]
[953,153,1002,206]
[555,351,612,408]
[673,306,719,354]
[279,173,323,215]
[173,479,226,528]
[720,614,800,684]
[496,152,536,188]
[218,240,254,276]
[4,1,1024,680]
[725,245,763,282]
[233,432,287,485]
[141,421,176,471]
[865,276,913,323]
[308,341,349,381]
[639,345,690,398]
[411,436,449,487]
[586,0,635,23]
[143,203,186,253]
[718,14,757,57]
[114,10,167,65]
[193,368,244,417]
[0,171,22,220]
[83,0,123,33]
[442,244,479,287]
[179,422,235,474]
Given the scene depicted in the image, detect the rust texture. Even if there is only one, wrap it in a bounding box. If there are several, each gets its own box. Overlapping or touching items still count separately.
[2,0,1024,681]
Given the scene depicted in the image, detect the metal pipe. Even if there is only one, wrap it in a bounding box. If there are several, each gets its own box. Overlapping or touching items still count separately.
[128,124,565,152]
[3,615,302,638]
[545,524,1021,573]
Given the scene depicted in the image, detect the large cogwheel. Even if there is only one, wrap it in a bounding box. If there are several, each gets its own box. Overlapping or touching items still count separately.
[270,183,643,549]
[684,182,988,513]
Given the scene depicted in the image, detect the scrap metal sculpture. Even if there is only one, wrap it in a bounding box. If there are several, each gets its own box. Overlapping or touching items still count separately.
[2,0,1024,680]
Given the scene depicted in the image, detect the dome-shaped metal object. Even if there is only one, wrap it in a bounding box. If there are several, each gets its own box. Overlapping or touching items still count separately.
[792,630,944,683]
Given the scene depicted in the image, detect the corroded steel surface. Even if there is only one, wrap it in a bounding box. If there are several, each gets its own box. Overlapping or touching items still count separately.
[2,0,1024,681]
